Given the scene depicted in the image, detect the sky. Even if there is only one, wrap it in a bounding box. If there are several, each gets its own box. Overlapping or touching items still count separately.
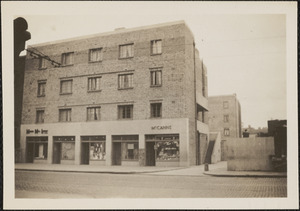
[12,2,289,128]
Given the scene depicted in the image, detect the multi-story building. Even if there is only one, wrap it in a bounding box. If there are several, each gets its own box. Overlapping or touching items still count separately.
[20,20,209,167]
[208,94,242,160]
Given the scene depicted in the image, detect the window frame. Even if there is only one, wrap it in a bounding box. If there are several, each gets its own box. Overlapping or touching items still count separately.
[37,80,46,97]
[59,108,72,122]
[151,39,162,55]
[224,114,229,123]
[150,103,162,118]
[119,43,134,59]
[89,48,103,63]
[61,52,74,66]
[224,128,230,136]
[150,68,162,87]
[38,57,47,70]
[87,76,102,92]
[87,107,101,121]
[118,105,133,120]
[36,109,45,124]
[60,79,73,95]
[118,73,134,90]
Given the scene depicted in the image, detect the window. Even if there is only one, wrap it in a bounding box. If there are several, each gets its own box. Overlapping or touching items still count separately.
[118,73,133,89]
[88,77,101,91]
[34,143,48,159]
[121,142,139,160]
[223,101,229,109]
[89,48,102,62]
[61,52,74,66]
[150,69,162,86]
[151,40,162,55]
[224,128,230,136]
[119,44,134,58]
[36,110,45,123]
[39,57,46,69]
[156,140,180,161]
[59,109,72,122]
[60,80,72,94]
[224,115,229,122]
[87,107,101,121]
[151,103,162,118]
[37,81,46,97]
[118,105,133,119]
[90,142,106,160]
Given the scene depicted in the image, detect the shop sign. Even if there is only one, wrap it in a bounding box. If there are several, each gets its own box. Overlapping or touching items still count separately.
[26,129,48,134]
[151,125,172,130]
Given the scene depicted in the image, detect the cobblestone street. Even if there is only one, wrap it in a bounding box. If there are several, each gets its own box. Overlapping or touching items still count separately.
[15,170,287,198]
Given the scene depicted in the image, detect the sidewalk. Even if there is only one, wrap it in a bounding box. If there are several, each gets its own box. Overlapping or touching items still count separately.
[15,161,287,177]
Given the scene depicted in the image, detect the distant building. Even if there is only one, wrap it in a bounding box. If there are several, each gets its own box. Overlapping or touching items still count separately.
[208,94,242,160]
[20,20,209,167]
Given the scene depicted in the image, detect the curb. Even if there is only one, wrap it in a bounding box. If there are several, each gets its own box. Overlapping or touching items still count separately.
[203,172,287,178]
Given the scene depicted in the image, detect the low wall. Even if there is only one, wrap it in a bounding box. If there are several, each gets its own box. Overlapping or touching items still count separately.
[226,137,275,171]
[210,132,221,164]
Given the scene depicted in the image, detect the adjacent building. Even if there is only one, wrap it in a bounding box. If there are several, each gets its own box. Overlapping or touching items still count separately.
[208,94,242,160]
[20,20,209,167]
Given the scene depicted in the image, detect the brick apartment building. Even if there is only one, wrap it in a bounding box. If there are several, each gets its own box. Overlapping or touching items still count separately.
[20,20,209,167]
[208,94,242,160]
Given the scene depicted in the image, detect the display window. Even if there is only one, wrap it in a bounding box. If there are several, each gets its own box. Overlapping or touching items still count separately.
[90,142,106,160]
[34,143,48,159]
[81,136,106,161]
[27,137,48,161]
[121,142,139,160]
[61,142,75,160]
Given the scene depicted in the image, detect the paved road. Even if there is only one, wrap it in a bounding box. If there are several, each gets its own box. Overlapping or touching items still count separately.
[15,170,287,198]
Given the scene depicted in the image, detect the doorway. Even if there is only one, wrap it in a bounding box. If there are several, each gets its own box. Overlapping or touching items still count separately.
[53,142,61,164]
[81,142,89,164]
[112,142,121,165]
[146,142,156,166]
[26,142,34,163]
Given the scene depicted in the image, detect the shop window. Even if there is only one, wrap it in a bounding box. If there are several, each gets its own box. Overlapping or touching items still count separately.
[151,40,162,55]
[61,52,74,66]
[150,69,162,86]
[87,107,101,121]
[89,48,103,62]
[34,143,48,159]
[118,73,133,89]
[151,103,162,118]
[36,109,45,123]
[59,109,72,122]
[119,44,134,58]
[156,140,180,161]
[224,115,229,122]
[60,79,73,94]
[90,142,106,160]
[224,128,230,136]
[223,101,229,109]
[118,105,133,119]
[121,142,139,160]
[37,81,46,97]
[88,77,101,91]
[39,57,47,69]
[61,142,75,160]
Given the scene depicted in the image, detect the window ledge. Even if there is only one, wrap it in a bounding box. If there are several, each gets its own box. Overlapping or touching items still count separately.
[87,120,101,122]
[38,67,47,70]
[118,57,134,60]
[60,92,72,95]
[88,60,102,63]
[37,95,45,97]
[118,87,134,90]
[87,90,102,93]
[150,117,162,119]
[151,53,162,56]
[117,118,133,120]
[150,85,162,88]
[61,64,74,67]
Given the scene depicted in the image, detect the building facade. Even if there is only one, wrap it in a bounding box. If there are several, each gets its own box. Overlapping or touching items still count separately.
[208,94,242,160]
[20,21,209,167]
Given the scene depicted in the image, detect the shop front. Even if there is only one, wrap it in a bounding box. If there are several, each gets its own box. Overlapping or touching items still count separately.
[145,134,180,167]
[26,136,48,163]
[112,135,139,166]
[81,136,106,165]
[53,136,75,164]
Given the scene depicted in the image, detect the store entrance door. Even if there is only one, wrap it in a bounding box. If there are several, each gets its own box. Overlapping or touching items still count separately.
[112,142,121,165]
[53,143,61,164]
[81,143,89,165]
[146,142,156,166]
[26,142,34,163]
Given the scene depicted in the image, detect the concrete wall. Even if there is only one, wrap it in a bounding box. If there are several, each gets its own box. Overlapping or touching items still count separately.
[226,137,275,171]
[210,132,221,164]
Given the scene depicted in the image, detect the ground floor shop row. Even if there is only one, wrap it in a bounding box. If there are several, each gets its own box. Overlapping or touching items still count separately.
[20,119,209,166]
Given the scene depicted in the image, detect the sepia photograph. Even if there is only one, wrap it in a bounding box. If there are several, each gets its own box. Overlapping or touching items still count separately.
[2,1,298,210]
